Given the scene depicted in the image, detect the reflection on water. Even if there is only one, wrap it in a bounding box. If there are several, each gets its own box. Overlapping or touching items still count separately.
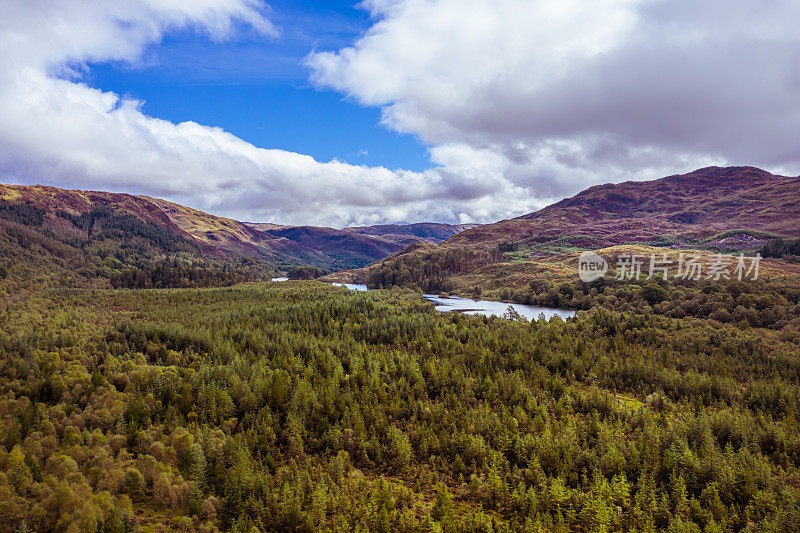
[326,281,575,320]
[331,283,370,292]
[423,294,576,321]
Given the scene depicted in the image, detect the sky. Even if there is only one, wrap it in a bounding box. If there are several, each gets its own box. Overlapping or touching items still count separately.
[84,1,432,172]
[1,0,799,227]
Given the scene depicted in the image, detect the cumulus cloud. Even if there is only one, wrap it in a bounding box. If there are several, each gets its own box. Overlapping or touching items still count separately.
[0,0,539,226]
[2,0,799,228]
[310,0,800,200]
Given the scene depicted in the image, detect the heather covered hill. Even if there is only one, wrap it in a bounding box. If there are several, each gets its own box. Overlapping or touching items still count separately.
[448,166,800,252]
[0,183,475,275]
[0,184,294,261]
[141,196,304,264]
[336,167,800,297]
[258,225,401,269]
[0,185,273,294]
[0,184,187,238]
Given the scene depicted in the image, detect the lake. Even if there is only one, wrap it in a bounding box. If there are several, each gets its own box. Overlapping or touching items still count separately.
[330,282,370,292]
[423,294,576,321]
[327,282,575,320]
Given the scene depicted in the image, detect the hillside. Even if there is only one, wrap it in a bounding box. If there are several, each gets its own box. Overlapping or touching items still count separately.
[142,196,302,262]
[0,183,477,291]
[345,222,481,244]
[256,225,400,269]
[0,184,274,296]
[245,222,480,270]
[450,166,800,251]
[340,166,800,296]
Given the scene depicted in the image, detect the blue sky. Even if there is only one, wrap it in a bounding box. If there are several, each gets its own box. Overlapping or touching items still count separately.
[84,1,432,172]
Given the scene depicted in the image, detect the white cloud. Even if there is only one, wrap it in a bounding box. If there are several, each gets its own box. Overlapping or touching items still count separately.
[2,0,799,228]
[0,0,541,227]
[310,0,800,200]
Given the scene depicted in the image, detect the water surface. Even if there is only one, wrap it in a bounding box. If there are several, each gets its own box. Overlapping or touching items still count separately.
[327,282,575,320]
[423,294,576,321]
[331,283,369,292]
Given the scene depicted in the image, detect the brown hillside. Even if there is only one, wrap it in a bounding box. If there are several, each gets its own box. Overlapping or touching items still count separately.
[447,166,800,251]
[0,182,476,271]
[332,166,800,294]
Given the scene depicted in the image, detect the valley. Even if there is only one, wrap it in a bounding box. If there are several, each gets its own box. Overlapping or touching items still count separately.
[5,2,800,531]
[1,167,800,532]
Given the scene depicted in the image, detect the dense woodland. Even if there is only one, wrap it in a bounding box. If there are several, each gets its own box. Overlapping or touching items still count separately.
[366,247,502,293]
[0,203,271,298]
[760,239,800,263]
[517,277,800,332]
[1,279,800,531]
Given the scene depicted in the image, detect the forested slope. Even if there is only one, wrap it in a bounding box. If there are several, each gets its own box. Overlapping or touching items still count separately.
[0,182,475,274]
[0,195,271,303]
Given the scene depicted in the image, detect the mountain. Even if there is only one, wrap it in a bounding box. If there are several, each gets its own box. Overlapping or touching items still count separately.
[344,222,481,243]
[140,196,303,262]
[0,183,274,292]
[244,221,480,270]
[0,183,477,289]
[338,166,800,294]
[0,183,298,259]
[6,165,796,295]
[250,224,402,269]
[448,166,800,251]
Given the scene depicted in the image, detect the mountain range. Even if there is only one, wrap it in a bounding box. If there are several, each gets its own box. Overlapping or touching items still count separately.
[2,166,799,294]
[0,183,475,273]
[330,166,800,294]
